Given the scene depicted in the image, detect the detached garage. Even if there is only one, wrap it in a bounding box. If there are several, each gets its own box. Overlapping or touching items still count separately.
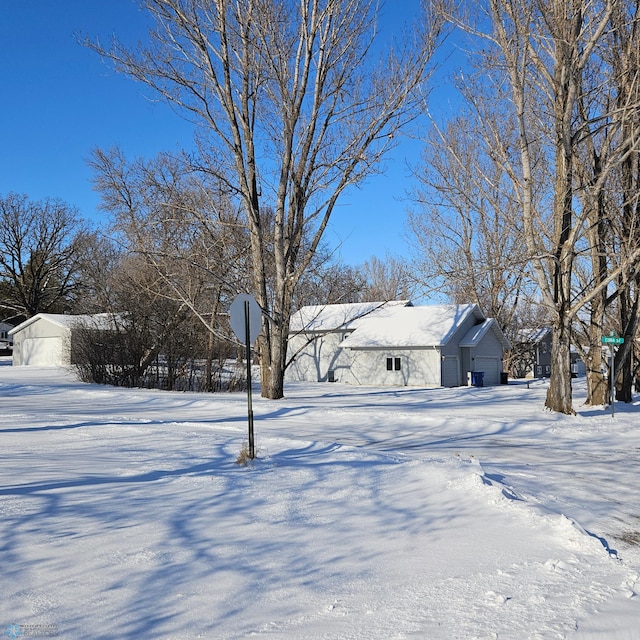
[10,314,75,366]
[9,313,106,367]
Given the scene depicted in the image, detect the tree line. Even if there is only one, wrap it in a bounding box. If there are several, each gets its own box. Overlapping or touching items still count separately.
[0,185,410,391]
[2,0,640,414]
[408,0,640,413]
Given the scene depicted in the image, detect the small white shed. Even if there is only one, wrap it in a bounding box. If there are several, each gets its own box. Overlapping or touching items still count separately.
[10,314,75,366]
[286,301,510,387]
[9,313,107,366]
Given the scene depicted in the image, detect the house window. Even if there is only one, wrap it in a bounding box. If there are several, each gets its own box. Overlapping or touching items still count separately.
[386,357,401,371]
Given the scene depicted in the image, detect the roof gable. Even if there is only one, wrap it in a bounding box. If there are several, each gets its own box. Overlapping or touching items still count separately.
[460,318,511,350]
[516,327,551,344]
[9,313,68,335]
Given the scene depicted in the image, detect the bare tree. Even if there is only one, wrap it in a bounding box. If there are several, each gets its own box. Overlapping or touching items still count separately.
[84,0,446,399]
[608,0,640,403]
[0,193,90,321]
[434,0,640,413]
[293,247,366,308]
[72,233,128,314]
[566,0,640,405]
[90,147,248,335]
[358,254,413,301]
[408,107,532,334]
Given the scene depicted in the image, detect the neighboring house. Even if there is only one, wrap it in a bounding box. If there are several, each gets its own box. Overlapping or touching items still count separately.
[511,327,552,378]
[571,351,587,377]
[286,301,511,387]
[9,313,112,366]
[530,327,553,378]
[511,327,586,378]
[0,322,14,353]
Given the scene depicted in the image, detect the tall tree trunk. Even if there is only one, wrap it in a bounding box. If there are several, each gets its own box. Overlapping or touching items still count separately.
[543,0,588,414]
[260,327,287,400]
[586,318,608,405]
[546,312,575,415]
[546,100,576,413]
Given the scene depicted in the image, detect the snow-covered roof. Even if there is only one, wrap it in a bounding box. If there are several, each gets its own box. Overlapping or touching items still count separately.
[9,313,119,335]
[459,318,511,350]
[339,304,483,348]
[515,327,551,344]
[289,301,411,333]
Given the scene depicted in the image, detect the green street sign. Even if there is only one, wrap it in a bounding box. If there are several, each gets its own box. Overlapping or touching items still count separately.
[602,335,624,345]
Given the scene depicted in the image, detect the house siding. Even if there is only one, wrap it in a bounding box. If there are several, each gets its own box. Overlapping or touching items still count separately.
[441,314,478,358]
[286,336,444,387]
[286,331,352,382]
[347,347,441,386]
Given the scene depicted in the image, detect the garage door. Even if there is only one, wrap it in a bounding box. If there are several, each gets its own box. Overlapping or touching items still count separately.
[474,357,501,386]
[21,337,64,366]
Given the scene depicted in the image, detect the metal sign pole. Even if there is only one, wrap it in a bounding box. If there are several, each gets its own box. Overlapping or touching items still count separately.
[244,300,255,458]
[610,347,615,419]
[230,294,261,460]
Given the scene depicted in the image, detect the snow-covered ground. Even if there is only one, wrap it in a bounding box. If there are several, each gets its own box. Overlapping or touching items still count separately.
[1,360,639,639]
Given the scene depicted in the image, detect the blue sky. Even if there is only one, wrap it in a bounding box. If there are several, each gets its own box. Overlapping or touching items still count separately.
[1,1,441,266]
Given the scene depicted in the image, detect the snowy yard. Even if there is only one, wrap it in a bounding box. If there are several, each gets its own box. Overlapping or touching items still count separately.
[1,360,639,639]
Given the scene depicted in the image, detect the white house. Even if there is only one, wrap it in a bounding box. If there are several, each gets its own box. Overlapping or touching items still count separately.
[286,301,511,387]
[9,313,113,366]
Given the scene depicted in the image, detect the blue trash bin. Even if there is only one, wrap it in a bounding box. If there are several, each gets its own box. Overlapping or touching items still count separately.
[472,371,484,387]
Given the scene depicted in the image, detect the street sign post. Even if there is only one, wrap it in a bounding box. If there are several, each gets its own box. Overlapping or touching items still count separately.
[601,332,624,417]
[230,294,262,459]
